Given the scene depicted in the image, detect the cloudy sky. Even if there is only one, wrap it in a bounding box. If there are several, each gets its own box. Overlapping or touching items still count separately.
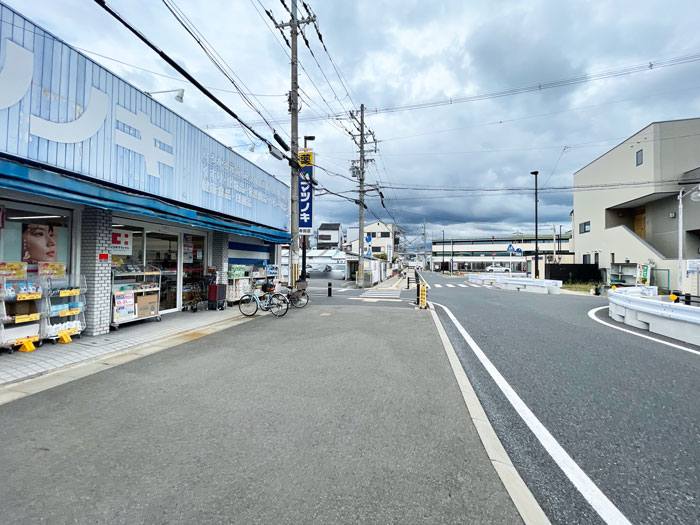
[8,0,700,248]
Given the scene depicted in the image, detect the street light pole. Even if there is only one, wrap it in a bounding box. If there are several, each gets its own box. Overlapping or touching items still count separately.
[531,171,539,278]
[441,230,445,273]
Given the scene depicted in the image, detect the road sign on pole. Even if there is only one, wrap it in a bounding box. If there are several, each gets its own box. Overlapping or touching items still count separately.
[507,244,515,253]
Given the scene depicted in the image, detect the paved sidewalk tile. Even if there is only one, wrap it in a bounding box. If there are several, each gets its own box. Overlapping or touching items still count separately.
[0,308,243,387]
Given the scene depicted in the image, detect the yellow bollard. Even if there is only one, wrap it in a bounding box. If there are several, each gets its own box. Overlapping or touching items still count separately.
[419,283,427,309]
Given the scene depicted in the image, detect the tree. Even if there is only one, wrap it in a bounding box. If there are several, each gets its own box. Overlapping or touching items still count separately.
[373,252,387,260]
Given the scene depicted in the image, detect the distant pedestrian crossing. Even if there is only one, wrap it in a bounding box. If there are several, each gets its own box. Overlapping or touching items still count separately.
[430,281,495,290]
[359,289,402,299]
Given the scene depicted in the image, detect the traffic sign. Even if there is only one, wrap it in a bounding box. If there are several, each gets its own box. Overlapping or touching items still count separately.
[366,247,372,257]
[507,244,515,253]
[366,235,372,243]
[516,248,522,255]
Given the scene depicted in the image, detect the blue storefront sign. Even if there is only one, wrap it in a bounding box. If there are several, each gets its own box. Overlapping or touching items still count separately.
[298,150,313,235]
[0,4,288,231]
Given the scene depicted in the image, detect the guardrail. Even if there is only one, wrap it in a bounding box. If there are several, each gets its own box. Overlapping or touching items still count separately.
[608,288,700,346]
[496,277,562,295]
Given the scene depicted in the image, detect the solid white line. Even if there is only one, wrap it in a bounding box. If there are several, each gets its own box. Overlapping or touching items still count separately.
[428,305,550,525]
[434,283,443,288]
[588,306,700,356]
[446,284,456,288]
[432,301,632,525]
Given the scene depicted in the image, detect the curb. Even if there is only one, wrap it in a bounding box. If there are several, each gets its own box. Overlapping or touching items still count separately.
[0,313,261,406]
[427,303,550,525]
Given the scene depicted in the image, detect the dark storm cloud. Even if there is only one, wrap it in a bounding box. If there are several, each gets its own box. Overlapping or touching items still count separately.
[11,0,700,242]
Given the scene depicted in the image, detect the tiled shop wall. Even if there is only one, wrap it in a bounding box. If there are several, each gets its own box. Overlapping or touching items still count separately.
[80,208,113,336]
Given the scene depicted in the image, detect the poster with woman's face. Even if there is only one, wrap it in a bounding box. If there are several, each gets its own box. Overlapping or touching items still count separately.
[22,223,58,264]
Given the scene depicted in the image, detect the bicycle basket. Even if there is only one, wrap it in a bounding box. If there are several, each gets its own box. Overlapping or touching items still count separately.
[261,282,275,293]
[296,281,308,290]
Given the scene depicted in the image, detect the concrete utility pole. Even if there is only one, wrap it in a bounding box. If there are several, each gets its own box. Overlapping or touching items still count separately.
[358,104,366,289]
[275,0,315,285]
[423,219,426,270]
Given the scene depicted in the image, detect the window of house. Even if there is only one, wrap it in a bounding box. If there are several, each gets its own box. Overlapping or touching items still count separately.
[370,232,377,238]
[583,254,591,264]
[318,235,331,241]
[380,232,390,238]
[579,221,590,234]
[636,149,643,166]
[594,252,599,265]
[611,253,615,264]
[371,246,382,252]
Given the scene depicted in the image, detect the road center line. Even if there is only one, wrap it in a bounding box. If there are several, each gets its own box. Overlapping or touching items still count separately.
[431,301,631,525]
[588,306,700,356]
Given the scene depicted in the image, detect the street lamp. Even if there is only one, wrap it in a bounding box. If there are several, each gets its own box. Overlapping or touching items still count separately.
[677,181,700,292]
[531,171,539,278]
[145,88,185,103]
[442,230,445,273]
[300,135,315,281]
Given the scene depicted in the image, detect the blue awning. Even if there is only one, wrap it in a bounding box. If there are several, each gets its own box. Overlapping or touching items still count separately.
[0,158,290,244]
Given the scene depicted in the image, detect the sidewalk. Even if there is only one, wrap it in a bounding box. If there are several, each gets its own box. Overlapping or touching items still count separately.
[0,307,245,387]
[0,299,532,523]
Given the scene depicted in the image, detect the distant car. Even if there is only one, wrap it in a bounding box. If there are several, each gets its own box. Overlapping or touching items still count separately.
[486,265,510,273]
[308,263,346,280]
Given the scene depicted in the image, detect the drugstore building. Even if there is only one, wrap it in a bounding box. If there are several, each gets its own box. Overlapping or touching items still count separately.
[0,4,290,336]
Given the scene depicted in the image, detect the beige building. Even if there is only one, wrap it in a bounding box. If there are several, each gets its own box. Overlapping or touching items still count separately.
[572,118,700,293]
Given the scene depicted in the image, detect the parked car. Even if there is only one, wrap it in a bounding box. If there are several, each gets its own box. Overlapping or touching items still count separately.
[486,265,510,273]
[308,263,347,280]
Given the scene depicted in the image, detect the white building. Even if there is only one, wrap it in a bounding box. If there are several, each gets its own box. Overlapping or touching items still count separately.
[432,233,572,275]
[572,118,700,293]
[316,223,343,250]
[347,221,399,260]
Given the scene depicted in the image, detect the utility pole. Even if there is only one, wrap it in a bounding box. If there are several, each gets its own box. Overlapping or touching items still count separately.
[275,1,315,285]
[531,170,539,278]
[358,104,366,289]
[423,219,426,270]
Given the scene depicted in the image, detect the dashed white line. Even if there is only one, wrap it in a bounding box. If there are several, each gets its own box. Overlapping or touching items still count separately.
[588,306,700,356]
[432,301,632,525]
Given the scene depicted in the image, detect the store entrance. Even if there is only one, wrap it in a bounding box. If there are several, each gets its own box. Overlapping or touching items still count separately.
[146,232,179,311]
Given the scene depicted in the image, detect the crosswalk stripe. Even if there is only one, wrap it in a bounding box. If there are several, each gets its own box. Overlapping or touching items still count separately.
[446,284,455,288]
[457,284,468,288]
[434,283,443,288]
[360,290,401,298]
[468,283,480,288]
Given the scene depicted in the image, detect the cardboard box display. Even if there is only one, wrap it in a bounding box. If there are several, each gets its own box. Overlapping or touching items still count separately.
[6,301,37,317]
[136,294,158,318]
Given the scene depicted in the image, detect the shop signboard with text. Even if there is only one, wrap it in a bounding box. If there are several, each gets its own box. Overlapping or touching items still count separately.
[0,6,288,232]
[110,230,133,255]
[298,151,314,236]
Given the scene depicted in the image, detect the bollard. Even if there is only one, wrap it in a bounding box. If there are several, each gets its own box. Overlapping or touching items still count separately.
[685,293,691,305]
[406,276,410,290]
[328,281,332,297]
[416,279,420,304]
[419,282,427,309]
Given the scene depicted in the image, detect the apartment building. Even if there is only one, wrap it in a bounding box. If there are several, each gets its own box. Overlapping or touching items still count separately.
[316,223,343,250]
[347,221,400,259]
[572,118,700,293]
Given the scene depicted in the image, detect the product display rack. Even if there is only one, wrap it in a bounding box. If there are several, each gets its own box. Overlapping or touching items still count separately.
[0,276,45,352]
[111,265,162,329]
[42,274,87,344]
[227,264,252,303]
[610,262,637,286]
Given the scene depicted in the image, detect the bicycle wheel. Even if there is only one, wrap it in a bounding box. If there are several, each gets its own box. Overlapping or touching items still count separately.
[238,294,258,316]
[268,293,289,317]
[290,290,309,308]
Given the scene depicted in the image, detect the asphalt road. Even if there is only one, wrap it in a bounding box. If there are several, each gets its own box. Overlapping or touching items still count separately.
[0,301,520,524]
[420,271,700,524]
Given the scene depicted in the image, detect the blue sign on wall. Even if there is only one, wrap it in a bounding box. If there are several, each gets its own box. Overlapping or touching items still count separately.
[0,4,288,232]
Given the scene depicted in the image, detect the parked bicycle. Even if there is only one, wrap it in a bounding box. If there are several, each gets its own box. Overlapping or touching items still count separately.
[238,282,289,317]
[283,280,309,308]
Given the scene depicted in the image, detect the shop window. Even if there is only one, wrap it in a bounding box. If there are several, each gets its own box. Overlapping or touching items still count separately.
[146,232,179,311]
[110,224,144,267]
[1,208,71,273]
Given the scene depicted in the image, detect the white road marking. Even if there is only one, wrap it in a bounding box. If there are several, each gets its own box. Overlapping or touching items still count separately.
[468,283,481,288]
[446,284,456,288]
[588,306,700,356]
[432,301,632,525]
[457,284,468,288]
[434,283,443,288]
